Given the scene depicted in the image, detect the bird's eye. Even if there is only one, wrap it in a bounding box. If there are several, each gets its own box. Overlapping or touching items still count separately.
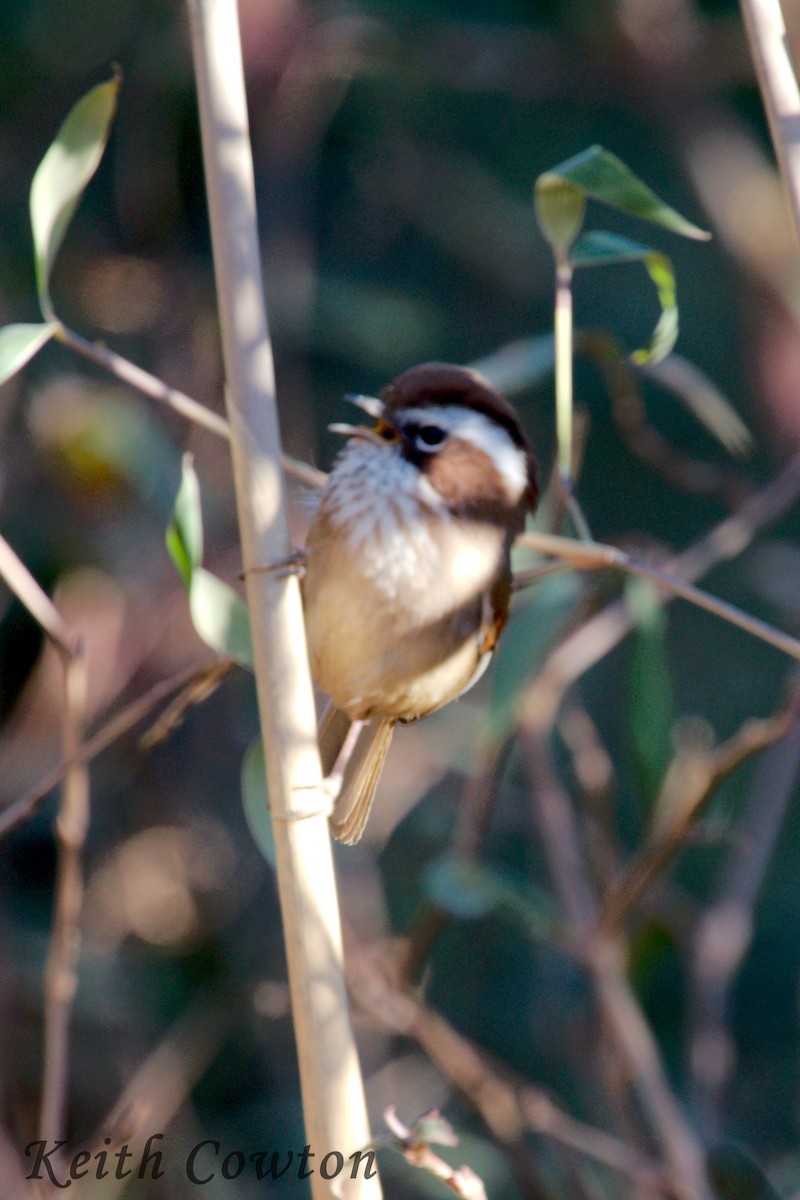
[415,424,446,450]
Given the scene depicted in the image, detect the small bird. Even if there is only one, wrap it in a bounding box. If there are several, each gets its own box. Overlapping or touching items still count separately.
[303,362,538,843]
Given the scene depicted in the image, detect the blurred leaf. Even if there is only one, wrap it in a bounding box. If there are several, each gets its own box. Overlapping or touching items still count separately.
[166,459,253,668]
[30,71,121,317]
[571,231,677,362]
[0,322,57,388]
[639,353,752,456]
[189,568,253,669]
[241,736,276,868]
[424,856,556,939]
[469,335,554,396]
[28,377,177,501]
[708,1144,782,1200]
[538,146,710,241]
[488,570,581,745]
[166,454,204,591]
[626,578,675,808]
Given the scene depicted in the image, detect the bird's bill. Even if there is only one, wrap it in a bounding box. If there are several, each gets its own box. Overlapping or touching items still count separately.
[328,422,391,447]
[344,393,384,419]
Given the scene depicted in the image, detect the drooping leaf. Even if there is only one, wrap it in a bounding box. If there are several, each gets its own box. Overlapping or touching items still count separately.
[30,71,121,317]
[166,454,204,591]
[571,231,678,362]
[538,145,710,241]
[190,568,254,669]
[639,353,752,456]
[241,736,276,868]
[0,322,57,388]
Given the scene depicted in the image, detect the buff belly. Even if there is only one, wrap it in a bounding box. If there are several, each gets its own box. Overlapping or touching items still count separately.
[303,507,503,722]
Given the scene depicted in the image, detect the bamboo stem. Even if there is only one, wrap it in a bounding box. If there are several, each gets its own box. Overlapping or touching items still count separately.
[186,3,379,1195]
[740,0,800,245]
[554,255,575,488]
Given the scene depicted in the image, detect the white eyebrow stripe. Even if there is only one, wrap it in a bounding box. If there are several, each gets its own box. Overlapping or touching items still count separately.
[399,405,529,500]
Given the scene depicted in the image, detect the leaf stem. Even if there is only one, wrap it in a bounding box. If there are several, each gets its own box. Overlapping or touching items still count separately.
[554,254,574,491]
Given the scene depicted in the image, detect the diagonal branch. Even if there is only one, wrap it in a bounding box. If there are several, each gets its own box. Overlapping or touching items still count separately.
[599,684,800,937]
[57,323,327,489]
[0,660,228,839]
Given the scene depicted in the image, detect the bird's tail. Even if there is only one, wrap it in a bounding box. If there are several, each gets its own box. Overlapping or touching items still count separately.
[329,718,395,845]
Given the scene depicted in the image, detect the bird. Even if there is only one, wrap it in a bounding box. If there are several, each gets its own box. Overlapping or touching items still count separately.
[302,362,538,844]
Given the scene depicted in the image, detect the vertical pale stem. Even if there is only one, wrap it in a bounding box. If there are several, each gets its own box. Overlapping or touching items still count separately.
[186,3,380,1196]
[554,254,574,488]
[740,0,800,244]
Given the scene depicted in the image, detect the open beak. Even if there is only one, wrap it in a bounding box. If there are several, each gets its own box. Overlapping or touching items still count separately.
[328,422,389,446]
[328,393,398,446]
[344,393,384,419]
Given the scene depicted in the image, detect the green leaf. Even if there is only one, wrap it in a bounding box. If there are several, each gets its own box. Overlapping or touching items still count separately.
[540,146,710,241]
[424,856,556,940]
[571,231,678,362]
[626,579,675,807]
[0,322,57,388]
[166,457,253,668]
[241,736,276,868]
[166,454,204,590]
[190,568,254,669]
[30,71,121,317]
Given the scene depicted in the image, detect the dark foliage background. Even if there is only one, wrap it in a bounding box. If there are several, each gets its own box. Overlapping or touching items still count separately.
[1,0,800,1197]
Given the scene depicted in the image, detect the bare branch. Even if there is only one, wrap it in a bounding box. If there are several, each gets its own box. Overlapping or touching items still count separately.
[0,660,228,839]
[57,324,327,489]
[599,686,800,937]
[515,446,800,733]
[515,530,800,663]
[688,718,800,1138]
[519,730,714,1200]
[347,944,667,1194]
[0,533,75,658]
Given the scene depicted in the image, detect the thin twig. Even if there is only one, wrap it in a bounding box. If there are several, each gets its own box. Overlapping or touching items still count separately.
[0,660,229,839]
[519,729,714,1200]
[57,323,328,489]
[740,0,800,245]
[186,4,377,1196]
[515,530,800,663]
[39,648,89,1142]
[0,533,75,658]
[77,996,237,1200]
[346,944,667,1195]
[688,717,800,1139]
[599,686,800,937]
[515,446,800,733]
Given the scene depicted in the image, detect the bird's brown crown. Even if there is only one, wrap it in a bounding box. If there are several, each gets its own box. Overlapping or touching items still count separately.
[380,362,538,510]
